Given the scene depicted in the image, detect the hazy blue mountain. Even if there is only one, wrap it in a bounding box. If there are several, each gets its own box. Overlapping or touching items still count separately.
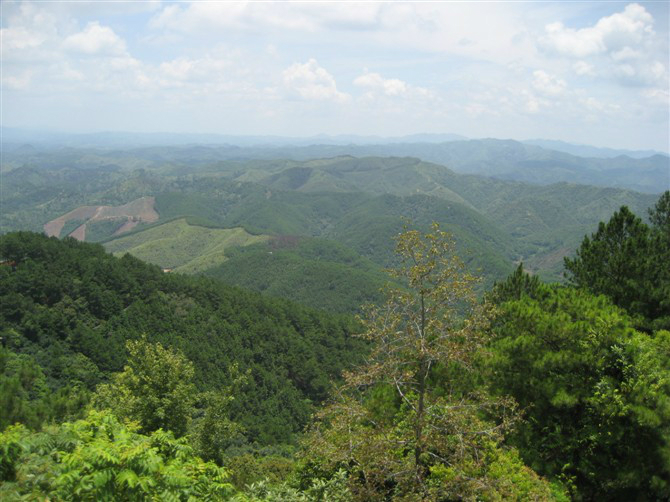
[238,139,669,193]
[1,127,465,149]
[4,129,666,192]
[523,138,667,159]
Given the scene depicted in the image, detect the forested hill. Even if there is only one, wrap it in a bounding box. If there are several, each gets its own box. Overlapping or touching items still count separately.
[0,232,365,443]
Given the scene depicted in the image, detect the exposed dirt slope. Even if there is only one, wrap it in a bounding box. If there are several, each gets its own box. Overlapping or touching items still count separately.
[44,197,159,241]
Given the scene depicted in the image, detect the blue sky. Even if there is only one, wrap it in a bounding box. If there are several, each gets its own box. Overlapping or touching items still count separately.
[2,1,669,150]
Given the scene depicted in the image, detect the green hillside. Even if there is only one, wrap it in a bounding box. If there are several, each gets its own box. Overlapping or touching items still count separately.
[3,198,669,500]
[2,154,658,288]
[103,218,268,273]
[203,236,391,313]
[0,232,363,443]
[109,186,514,309]
[238,140,669,193]
[245,156,657,279]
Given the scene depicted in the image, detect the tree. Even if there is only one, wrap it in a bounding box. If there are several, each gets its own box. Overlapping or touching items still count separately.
[489,284,670,500]
[93,338,196,437]
[564,206,649,318]
[191,364,248,465]
[301,224,558,500]
[489,262,545,303]
[564,194,670,331]
[648,191,670,329]
[649,190,670,232]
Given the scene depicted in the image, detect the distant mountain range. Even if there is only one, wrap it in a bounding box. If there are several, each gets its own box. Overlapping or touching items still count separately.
[521,139,665,159]
[4,133,667,193]
[265,139,667,193]
[2,127,666,157]
[1,127,466,148]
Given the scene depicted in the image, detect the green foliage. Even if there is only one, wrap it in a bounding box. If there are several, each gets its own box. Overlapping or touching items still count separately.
[300,224,557,500]
[204,237,390,313]
[565,192,670,330]
[490,284,670,500]
[226,453,295,491]
[252,139,667,193]
[240,469,351,502]
[191,364,248,465]
[564,206,650,318]
[648,191,670,329]
[104,219,268,273]
[0,344,90,432]
[0,410,235,500]
[93,338,197,437]
[489,262,545,303]
[0,346,51,431]
[0,231,365,443]
[649,190,670,231]
[85,219,127,242]
[4,153,656,289]
[59,219,87,239]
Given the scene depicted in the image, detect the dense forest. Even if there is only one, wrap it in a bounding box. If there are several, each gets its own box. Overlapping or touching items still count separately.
[1,191,669,500]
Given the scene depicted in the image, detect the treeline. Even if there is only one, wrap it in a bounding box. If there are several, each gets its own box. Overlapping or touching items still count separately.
[1,191,669,500]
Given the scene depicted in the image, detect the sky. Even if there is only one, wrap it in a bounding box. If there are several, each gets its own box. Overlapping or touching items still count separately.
[2,1,669,151]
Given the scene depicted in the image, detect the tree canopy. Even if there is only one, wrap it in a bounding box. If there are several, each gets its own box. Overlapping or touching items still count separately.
[564,190,670,331]
[489,281,670,499]
[300,224,560,500]
[93,338,197,437]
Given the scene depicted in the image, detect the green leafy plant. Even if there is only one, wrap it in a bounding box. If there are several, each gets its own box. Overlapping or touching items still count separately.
[0,410,235,500]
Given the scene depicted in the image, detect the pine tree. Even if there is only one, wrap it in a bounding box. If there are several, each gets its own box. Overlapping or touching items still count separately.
[564,206,650,325]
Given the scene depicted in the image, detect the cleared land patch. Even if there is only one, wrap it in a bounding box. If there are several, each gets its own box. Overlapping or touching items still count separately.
[43,197,159,240]
[103,218,269,273]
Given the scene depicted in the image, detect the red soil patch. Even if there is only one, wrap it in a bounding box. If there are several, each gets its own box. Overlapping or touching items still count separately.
[69,223,87,241]
[113,220,140,235]
[44,206,97,238]
[44,196,159,241]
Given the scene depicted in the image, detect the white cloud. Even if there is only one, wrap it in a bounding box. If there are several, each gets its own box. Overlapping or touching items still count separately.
[158,57,230,83]
[150,2,382,34]
[542,21,604,58]
[283,59,350,103]
[539,3,667,88]
[643,88,670,105]
[464,102,500,118]
[611,46,643,61]
[579,96,620,114]
[1,71,33,91]
[353,71,435,103]
[354,72,406,96]
[149,1,538,67]
[1,1,667,150]
[526,97,541,114]
[532,70,567,96]
[573,61,595,76]
[1,25,47,51]
[540,3,654,58]
[62,22,127,56]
